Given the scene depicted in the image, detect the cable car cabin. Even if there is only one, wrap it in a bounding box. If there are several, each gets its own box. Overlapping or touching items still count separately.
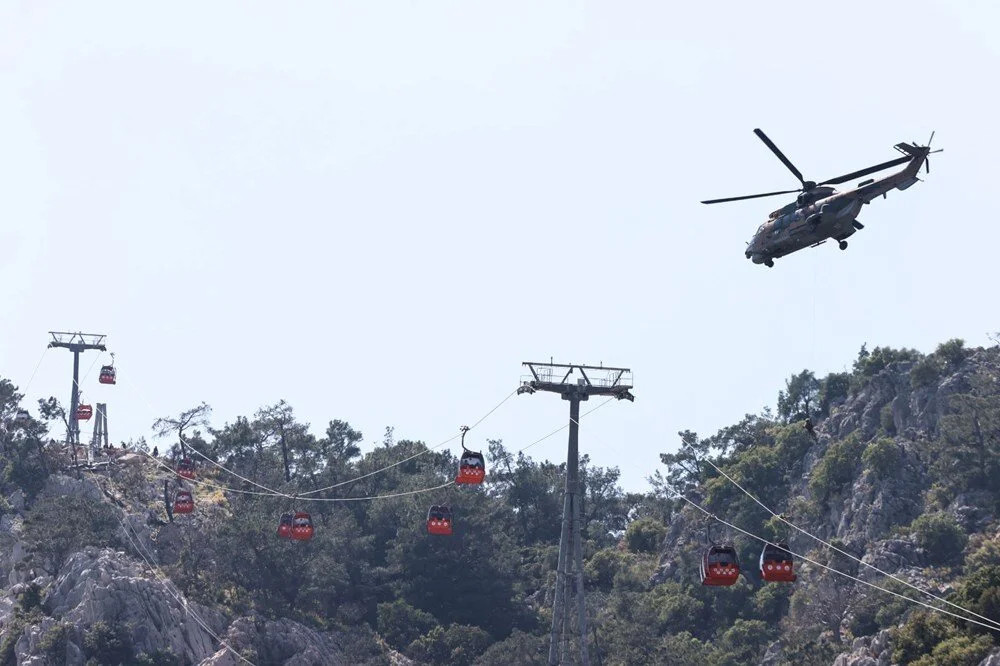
[177,458,195,480]
[426,505,453,536]
[76,404,93,421]
[173,490,194,514]
[14,409,30,425]
[760,542,797,583]
[99,365,117,385]
[456,451,486,484]
[700,545,740,586]
[277,513,293,539]
[290,512,314,541]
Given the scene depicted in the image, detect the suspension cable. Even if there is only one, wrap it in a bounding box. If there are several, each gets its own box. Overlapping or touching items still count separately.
[120,343,520,498]
[297,387,520,496]
[142,450,291,497]
[518,398,616,453]
[140,396,614,503]
[20,347,49,396]
[671,490,1000,633]
[143,448,457,502]
[699,457,1000,632]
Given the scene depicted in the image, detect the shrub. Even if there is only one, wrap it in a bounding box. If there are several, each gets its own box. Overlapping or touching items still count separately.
[910,513,967,564]
[862,438,900,478]
[38,623,70,661]
[893,611,956,664]
[624,517,666,554]
[585,548,627,589]
[407,624,491,666]
[935,338,968,368]
[376,600,437,651]
[83,621,133,665]
[880,404,896,434]
[134,650,181,666]
[810,435,865,500]
[645,582,706,634]
[911,356,942,389]
[910,634,992,666]
[22,495,121,574]
[950,565,1000,630]
[818,372,851,415]
[854,346,921,377]
[716,619,774,665]
[475,630,547,666]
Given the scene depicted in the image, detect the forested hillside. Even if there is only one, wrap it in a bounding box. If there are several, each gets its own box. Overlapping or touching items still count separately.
[2,338,999,665]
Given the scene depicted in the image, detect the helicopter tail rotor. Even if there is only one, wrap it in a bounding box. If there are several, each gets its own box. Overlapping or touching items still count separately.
[924,131,942,174]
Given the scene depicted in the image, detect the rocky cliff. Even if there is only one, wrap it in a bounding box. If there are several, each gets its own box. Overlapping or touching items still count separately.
[652,343,1000,665]
[0,468,390,665]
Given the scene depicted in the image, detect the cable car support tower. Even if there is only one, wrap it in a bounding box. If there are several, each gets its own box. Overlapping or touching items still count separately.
[47,332,107,467]
[518,361,634,666]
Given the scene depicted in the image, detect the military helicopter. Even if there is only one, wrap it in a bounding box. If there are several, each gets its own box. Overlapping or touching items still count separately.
[702,129,941,267]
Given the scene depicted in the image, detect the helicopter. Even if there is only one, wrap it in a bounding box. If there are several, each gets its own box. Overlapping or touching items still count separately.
[701,129,941,267]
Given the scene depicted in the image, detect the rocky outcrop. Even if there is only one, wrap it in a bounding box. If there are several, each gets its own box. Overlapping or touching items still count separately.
[15,547,226,663]
[203,616,355,666]
[1,546,377,665]
[980,648,1000,666]
[832,630,893,666]
[651,347,1000,665]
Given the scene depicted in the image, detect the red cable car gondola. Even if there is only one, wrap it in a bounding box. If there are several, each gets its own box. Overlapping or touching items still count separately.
[455,427,486,485]
[173,490,194,514]
[76,404,93,421]
[700,544,740,586]
[290,512,314,541]
[99,365,117,385]
[177,458,195,480]
[277,513,293,539]
[426,505,453,536]
[759,542,796,583]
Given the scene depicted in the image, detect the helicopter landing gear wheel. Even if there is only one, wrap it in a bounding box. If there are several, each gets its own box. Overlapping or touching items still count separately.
[839,240,848,250]
[764,258,774,268]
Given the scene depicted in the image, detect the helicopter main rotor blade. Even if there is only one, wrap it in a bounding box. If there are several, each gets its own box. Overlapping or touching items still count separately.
[701,189,801,204]
[818,155,912,186]
[754,128,805,186]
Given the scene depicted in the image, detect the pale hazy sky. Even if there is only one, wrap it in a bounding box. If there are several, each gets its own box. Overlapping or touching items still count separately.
[2,1,997,490]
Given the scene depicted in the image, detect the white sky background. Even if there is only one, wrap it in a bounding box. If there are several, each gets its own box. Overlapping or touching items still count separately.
[1,1,997,491]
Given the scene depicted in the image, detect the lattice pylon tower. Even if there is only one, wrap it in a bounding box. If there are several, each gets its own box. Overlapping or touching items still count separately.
[90,403,109,461]
[518,361,634,666]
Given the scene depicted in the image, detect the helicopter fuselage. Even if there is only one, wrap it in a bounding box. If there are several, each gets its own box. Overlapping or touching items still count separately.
[745,144,928,266]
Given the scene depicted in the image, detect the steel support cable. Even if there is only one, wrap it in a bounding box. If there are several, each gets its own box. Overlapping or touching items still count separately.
[297,387,521,496]
[141,398,613,504]
[80,350,105,385]
[123,346,519,498]
[172,386,517,498]
[21,347,49,395]
[670,490,1000,633]
[699,457,1000,632]
[114,513,256,666]
[174,392,609,501]
[517,397,616,454]
[141,450,289,497]
[142,449,457,502]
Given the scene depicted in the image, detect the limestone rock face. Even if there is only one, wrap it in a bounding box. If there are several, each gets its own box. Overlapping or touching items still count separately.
[1,547,373,665]
[40,547,226,661]
[831,629,893,666]
[652,347,1000,666]
[979,649,1000,666]
[203,616,353,666]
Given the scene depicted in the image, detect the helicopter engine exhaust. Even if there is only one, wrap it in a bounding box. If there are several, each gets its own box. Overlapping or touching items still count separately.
[806,202,836,227]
